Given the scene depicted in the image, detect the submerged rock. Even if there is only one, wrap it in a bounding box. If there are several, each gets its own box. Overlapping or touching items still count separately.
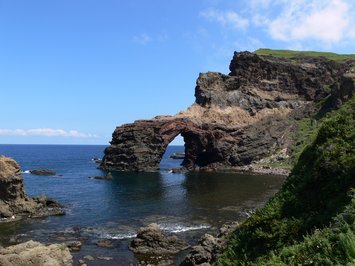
[64,240,82,252]
[130,223,189,255]
[0,156,64,221]
[0,240,73,266]
[170,152,185,159]
[30,169,56,176]
[89,172,113,180]
[92,158,102,163]
[95,239,113,248]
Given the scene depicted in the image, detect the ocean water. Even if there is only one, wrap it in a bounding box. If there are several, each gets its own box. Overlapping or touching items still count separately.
[0,145,284,265]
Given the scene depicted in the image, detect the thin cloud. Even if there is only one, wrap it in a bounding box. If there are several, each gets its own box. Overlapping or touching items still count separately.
[200,8,249,30]
[133,33,152,45]
[0,128,98,138]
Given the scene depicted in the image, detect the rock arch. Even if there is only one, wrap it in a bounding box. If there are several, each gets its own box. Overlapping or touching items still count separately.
[100,51,350,172]
[100,118,200,171]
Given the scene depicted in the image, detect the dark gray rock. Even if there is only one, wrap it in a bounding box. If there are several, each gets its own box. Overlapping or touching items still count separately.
[180,222,239,266]
[30,169,56,176]
[130,223,189,255]
[64,240,82,252]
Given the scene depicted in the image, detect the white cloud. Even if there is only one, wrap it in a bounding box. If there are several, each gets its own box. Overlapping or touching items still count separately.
[268,0,350,45]
[0,128,97,138]
[133,33,152,45]
[199,0,355,50]
[200,8,249,30]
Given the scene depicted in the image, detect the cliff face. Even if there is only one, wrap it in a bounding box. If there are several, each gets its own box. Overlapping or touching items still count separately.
[101,51,353,172]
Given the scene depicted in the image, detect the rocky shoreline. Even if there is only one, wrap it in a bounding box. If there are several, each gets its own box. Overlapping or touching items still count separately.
[0,156,69,264]
[169,164,290,177]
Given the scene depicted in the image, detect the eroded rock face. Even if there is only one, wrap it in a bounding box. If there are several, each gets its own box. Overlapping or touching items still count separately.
[0,240,73,266]
[102,118,200,171]
[101,51,352,172]
[0,156,64,220]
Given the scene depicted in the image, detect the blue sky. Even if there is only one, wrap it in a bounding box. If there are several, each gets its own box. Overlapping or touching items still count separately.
[0,0,354,145]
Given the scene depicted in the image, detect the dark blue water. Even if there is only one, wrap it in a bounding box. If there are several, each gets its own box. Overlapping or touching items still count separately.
[0,145,284,265]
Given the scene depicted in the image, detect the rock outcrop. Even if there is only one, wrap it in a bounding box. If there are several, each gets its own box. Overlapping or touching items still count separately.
[0,240,72,266]
[130,223,189,255]
[29,169,56,176]
[0,156,64,221]
[101,51,354,172]
[180,222,240,266]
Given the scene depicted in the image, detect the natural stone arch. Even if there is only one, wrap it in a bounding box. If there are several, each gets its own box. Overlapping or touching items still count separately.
[101,52,350,172]
[101,118,199,171]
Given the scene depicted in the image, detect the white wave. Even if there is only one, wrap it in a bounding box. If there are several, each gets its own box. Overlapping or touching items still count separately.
[102,232,137,240]
[82,227,136,240]
[22,170,31,174]
[159,224,210,233]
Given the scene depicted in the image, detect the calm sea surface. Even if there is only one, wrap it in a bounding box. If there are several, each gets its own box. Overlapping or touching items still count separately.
[0,145,284,265]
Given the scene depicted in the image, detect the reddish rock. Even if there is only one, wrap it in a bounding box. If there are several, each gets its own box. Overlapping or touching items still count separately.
[100,51,354,172]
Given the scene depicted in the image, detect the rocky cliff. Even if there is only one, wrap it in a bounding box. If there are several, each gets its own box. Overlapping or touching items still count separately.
[101,51,354,172]
[0,156,64,221]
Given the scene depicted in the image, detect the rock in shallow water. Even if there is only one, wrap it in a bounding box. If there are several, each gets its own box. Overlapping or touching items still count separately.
[95,239,113,248]
[180,222,240,266]
[30,169,56,176]
[130,223,189,255]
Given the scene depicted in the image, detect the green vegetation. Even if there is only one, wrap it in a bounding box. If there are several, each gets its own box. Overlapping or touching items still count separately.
[217,95,355,265]
[254,48,355,63]
[290,118,319,164]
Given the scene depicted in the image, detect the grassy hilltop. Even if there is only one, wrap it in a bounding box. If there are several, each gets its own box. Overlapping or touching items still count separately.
[217,50,355,265]
[255,48,355,63]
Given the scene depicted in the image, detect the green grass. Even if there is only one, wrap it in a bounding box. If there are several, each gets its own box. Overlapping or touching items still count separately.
[254,48,355,63]
[216,95,355,265]
[290,118,319,164]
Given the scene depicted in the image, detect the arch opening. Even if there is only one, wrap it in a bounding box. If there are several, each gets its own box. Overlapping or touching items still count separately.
[159,134,185,171]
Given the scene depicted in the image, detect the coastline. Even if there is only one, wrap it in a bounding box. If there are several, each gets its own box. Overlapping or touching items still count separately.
[171,164,290,177]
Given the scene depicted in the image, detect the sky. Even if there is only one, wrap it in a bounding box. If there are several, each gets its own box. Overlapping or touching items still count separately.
[0,0,354,145]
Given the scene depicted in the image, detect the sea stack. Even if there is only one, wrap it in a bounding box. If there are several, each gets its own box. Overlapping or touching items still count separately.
[0,156,64,221]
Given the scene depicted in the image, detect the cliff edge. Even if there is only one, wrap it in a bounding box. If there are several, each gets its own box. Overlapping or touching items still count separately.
[101,51,354,172]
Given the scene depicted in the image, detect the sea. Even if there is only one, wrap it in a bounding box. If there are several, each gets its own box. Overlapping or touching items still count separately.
[0,145,285,265]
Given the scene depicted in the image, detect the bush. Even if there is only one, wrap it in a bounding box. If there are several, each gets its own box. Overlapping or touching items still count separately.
[217,96,355,265]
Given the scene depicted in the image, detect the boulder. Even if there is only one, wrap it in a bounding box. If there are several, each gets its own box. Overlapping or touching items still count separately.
[63,240,82,252]
[180,222,239,266]
[130,223,189,255]
[0,240,73,266]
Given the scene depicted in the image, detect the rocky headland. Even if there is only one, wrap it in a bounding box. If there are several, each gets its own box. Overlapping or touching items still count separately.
[100,51,354,172]
[0,156,64,222]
